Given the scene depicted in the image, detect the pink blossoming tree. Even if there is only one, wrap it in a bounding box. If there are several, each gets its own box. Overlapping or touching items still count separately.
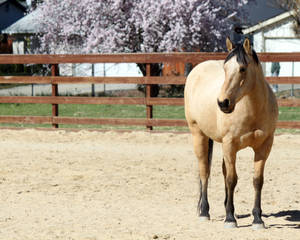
[36,0,254,54]
[34,0,255,95]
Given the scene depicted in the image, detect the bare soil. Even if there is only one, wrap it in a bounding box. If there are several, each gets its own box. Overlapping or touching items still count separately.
[0,129,299,240]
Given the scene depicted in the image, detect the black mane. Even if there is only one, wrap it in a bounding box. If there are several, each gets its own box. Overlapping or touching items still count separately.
[225,44,259,65]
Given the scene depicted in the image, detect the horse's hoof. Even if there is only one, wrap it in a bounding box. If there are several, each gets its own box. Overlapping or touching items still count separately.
[199,216,210,222]
[252,223,265,230]
[224,221,238,229]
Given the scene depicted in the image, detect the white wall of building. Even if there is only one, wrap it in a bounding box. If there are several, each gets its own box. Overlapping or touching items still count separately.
[252,16,300,76]
[251,16,300,92]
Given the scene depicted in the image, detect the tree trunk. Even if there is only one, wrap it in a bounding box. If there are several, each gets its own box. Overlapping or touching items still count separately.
[137,63,161,97]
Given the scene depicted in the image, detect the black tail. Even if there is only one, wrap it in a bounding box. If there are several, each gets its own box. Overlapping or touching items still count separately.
[208,138,214,174]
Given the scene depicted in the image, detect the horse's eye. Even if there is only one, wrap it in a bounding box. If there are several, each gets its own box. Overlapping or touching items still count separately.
[240,67,246,73]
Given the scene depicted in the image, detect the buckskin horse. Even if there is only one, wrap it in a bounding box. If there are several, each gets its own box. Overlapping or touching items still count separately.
[184,38,278,229]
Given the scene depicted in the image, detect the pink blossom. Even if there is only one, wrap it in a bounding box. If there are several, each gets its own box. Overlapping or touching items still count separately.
[34,0,255,54]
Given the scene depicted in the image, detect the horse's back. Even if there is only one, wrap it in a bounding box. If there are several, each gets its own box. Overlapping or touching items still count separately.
[185,60,224,88]
[184,60,224,140]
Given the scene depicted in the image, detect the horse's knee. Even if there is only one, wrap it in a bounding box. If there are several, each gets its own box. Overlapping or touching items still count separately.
[253,176,264,190]
[226,174,237,190]
[254,135,274,160]
[223,159,238,189]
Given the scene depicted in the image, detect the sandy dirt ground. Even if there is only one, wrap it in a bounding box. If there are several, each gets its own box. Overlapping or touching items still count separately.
[0,129,299,240]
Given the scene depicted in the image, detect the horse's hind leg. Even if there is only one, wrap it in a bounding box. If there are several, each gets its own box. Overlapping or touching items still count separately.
[191,129,212,221]
[252,135,274,229]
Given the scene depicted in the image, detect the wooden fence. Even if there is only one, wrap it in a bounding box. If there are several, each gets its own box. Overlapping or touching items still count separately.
[0,52,299,130]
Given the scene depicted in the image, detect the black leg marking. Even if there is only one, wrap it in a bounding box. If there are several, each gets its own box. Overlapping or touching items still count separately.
[198,180,210,219]
[222,159,228,207]
[252,176,264,225]
[224,172,237,226]
[225,184,237,223]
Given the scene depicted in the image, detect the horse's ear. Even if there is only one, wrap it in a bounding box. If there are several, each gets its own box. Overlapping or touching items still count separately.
[243,38,252,55]
[226,37,234,52]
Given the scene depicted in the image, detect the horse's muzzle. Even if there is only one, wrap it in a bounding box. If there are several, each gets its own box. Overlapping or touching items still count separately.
[217,99,234,114]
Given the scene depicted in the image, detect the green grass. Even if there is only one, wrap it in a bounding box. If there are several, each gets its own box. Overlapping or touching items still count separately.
[0,103,299,132]
[0,103,52,116]
[59,104,147,118]
[278,107,300,121]
[276,107,300,134]
[0,103,187,130]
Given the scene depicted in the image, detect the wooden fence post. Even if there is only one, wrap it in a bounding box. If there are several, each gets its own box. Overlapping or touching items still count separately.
[51,64,59,128]
[146,63,153,130]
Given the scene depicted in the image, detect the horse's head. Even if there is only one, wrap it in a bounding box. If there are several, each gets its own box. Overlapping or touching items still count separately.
[217,37,259,114]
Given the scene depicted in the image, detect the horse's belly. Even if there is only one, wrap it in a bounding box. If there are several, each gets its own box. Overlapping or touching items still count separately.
[198,119,222,142]
[189,102,222,142]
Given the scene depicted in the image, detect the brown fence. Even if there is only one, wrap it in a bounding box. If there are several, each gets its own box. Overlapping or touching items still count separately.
[0,52,300,130]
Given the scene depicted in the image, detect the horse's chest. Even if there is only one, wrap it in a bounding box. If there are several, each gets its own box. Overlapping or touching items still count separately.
[220,115,267,149]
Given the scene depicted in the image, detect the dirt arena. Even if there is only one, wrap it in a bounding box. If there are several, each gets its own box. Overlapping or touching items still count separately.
[0,129,299,240]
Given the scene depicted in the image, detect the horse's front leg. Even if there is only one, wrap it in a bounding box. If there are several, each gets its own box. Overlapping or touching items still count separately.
[252,135,274,229]
[222,142,238,228]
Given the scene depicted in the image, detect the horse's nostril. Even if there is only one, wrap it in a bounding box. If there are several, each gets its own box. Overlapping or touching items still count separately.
[223,99,230,108]
[218,99,230,109]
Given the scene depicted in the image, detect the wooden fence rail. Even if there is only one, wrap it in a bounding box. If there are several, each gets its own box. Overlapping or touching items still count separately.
[0,52,299,130]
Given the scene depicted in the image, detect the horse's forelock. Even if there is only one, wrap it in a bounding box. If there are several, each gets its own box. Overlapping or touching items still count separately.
[225,44,259,65]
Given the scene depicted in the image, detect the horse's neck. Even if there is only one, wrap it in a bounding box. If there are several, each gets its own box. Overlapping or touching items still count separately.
[249,65,269,111]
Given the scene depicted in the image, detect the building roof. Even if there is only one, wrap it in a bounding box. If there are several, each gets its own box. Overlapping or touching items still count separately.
[243,10,295,35]
[243,0,285,26]
[2,9,42,34]
[0,0,27,10]
[17,0,28,9]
